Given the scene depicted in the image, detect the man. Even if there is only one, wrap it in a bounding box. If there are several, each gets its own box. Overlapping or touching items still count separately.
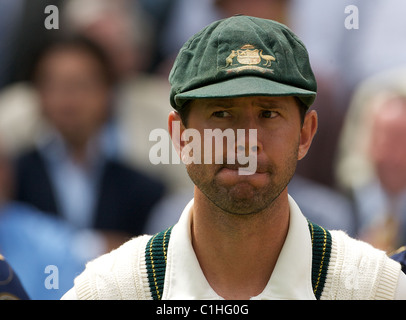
[15,35,165,243]
[358,93,406,252]
[62,16,406,300]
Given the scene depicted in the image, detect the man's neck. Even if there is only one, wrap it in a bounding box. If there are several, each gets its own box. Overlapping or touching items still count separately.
[191,187,290,300]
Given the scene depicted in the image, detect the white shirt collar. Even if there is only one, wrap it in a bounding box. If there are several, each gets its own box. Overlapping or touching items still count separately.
[163,195,316,300]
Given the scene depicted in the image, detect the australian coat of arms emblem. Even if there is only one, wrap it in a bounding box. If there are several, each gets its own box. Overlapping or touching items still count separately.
[224,44,275,73]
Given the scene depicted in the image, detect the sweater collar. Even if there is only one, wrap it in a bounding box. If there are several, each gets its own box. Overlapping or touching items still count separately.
[162,195,315,300]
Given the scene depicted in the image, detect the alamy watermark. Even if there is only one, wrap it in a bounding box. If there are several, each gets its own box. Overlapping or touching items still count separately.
[44,265,59,290]
[44,4,359,31]
[44,5,59,30]
[149,121,258,175]
[345,5,359,30]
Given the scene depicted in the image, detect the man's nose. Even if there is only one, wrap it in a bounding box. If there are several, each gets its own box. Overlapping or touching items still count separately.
[234,117,262,157]
[236,142,259,157]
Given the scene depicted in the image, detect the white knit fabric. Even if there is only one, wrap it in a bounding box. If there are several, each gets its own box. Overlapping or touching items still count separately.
[321,230,400,300]
[73,230,401,300]
[74,235,152,300]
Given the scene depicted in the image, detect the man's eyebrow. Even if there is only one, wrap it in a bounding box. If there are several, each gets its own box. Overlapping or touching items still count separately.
[255,100,289,111]
[256,103,286,109]
[204,101,234,109]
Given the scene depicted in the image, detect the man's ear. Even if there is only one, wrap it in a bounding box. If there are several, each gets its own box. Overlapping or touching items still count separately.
[298,110,318,160]
[168,111,186,158]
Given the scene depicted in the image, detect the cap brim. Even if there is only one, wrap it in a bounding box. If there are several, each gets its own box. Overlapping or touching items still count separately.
[175,76,316,109]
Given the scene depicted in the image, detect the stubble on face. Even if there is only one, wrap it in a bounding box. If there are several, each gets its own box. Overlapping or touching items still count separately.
[186,140,299,216]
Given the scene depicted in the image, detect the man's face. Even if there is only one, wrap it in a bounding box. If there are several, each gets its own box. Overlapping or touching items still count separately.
[35,48,111,144]
[178,96,308,215]
[369,96,406,195]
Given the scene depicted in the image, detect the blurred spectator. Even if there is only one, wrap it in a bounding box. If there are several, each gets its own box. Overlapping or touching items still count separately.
[336,68,406,252]
[14,35,166,244]
[61,0,193,194]
[0,201,107,300]
[0,135,108,299]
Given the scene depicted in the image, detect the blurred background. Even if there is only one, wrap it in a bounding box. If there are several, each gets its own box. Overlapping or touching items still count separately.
[1,0,406,299]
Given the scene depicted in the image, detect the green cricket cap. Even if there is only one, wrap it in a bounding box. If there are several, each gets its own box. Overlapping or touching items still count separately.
[169,15,317,111]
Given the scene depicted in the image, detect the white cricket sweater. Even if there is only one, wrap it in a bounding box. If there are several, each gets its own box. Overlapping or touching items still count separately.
[67,197,404,300]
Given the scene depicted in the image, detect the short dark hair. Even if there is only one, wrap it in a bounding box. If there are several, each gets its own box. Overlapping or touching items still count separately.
[178,97,307,128]
[30,34,115,86]
[296,97,308,126]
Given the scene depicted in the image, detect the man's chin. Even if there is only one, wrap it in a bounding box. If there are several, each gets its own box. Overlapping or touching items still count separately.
[208,181,274,216]
[211,196,270,216]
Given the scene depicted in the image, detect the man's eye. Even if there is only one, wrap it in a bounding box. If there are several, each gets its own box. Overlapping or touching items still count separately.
[212,111,231,118]
[261,110,279,119]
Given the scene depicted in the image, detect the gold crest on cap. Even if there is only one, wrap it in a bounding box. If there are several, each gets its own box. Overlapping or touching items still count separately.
[224,44,275,73]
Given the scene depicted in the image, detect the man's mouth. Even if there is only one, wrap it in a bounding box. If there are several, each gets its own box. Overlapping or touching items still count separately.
[220,163,268,174]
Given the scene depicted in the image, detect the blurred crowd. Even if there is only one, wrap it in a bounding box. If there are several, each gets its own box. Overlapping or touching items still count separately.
[0,0,406,299]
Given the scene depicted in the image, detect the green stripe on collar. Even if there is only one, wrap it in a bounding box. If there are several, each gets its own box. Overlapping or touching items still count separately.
[308,220,332,299]
[145,226,173,300]
[145,221,332,300]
